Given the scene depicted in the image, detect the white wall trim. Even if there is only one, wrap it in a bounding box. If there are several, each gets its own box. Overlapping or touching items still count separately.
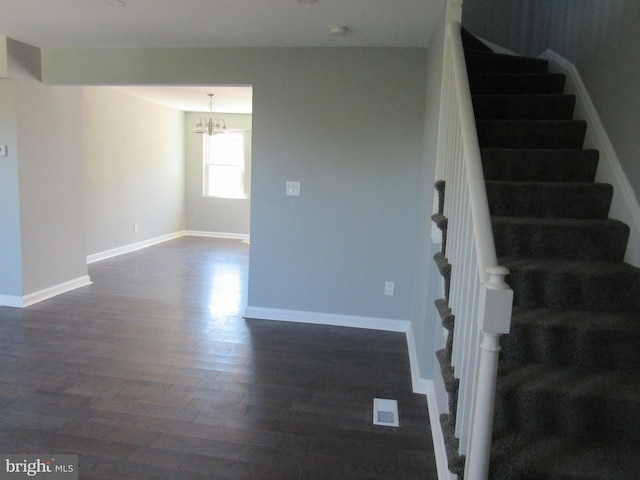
[87,231,187,264]
[87,230,250,264]
[184,230,250,242]
[405,324,432,395]
[425,379,458,480]
[1,231,250,309]
[243,306,410,333]
[0,275,93,309]
[23,275,93,307]
[540,49,640,267]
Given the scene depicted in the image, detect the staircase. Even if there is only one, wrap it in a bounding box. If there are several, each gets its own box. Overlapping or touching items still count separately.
[436,29,640,479]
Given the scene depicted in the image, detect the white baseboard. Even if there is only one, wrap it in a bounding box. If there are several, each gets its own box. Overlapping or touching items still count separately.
[0,275,93,308]
[87,230,250,264]
[243,306,410,333]
[244,309,432,394]
[405,324,432,395]
[1,231,249,308]
[87,231,187,264]
[184,230,250,242]
[540,49,640,268]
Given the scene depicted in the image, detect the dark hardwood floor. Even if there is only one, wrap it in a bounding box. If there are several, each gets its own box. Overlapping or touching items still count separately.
[0,237,437,479]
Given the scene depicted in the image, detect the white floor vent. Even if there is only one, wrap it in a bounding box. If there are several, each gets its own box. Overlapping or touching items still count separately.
[373,398,399,427]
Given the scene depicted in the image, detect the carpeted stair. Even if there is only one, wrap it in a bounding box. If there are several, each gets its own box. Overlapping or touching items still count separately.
[434,29,640,480]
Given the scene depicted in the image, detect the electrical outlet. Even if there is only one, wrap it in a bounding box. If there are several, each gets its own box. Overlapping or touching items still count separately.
[384,281,395,296]
[0,145,7,156]
[134,223,138,233]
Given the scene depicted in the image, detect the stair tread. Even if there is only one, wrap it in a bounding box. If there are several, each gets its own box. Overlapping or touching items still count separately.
[487,181,613,219]
[501,257,639,274]
[469,73,566,94]
[493,216,629,260]
[495,361,640,442]
[505,307,640,370]
[474,93,572,99]
[487,179,608,186]
[478,119,586,125]
[498,360,640,400]
[471,73,563,79]
[491,432,640,480]
[492,216,627,228]
[501,258,640,311]
[477,119,587,149]
[501,257,640,282]
[473,94,576,120]
[465,50,548,74]
[511,306,640,330]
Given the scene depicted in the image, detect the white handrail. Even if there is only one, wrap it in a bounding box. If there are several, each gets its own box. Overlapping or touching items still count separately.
[435,17,514,480]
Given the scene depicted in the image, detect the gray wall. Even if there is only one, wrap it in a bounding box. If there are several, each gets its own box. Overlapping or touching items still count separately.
[0,78,22,296]
[248,50,427,320]
[83,87,186,255]
[4,40,87,296]
[463,0,640,204]
[41,46,428,324]
[185,112,251,236]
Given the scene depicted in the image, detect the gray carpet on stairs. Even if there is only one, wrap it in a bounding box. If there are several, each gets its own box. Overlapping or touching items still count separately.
[433,28,640,480]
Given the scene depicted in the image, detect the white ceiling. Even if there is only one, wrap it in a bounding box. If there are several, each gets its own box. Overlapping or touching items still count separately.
[0,0,441,113]
[108,85,254,114]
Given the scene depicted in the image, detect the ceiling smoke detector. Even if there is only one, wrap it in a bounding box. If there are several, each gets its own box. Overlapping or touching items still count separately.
[328,25,349,37]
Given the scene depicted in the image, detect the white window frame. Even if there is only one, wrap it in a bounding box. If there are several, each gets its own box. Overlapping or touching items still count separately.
[203,131,247,199]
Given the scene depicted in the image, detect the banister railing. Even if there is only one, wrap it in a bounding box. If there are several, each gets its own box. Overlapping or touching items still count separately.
[435,13,514,480]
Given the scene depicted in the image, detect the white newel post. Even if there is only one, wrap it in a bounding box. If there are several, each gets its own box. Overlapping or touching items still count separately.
[465,266,513,480]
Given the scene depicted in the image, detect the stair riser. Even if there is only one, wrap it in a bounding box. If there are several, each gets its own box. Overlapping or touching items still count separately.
[487,182,613,219]
[473,95,576,120]
[466,51,548,74]
[493,388,640,443]
[501,322,640,371]
[505,267,640,311]
[482,149,599,183]
[492,220,629,261]
[469,74,566,95]
[477,120,587,149]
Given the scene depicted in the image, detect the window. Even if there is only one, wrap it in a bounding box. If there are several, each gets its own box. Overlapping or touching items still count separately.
[203,132,247,199]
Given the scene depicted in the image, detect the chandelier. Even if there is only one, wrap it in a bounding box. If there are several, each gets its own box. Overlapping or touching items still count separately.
[192,93,227,135]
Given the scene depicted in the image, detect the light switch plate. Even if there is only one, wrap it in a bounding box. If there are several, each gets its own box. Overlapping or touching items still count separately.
[384,281,395,296]
[0,145,7,156]
[286,181,301,196]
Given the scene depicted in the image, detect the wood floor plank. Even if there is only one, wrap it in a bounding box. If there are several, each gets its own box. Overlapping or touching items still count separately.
[0,237,436,479]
